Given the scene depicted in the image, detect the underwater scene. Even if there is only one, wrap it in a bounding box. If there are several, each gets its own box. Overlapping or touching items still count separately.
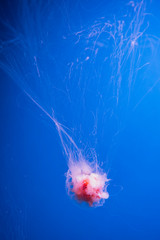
[0,0,160,239]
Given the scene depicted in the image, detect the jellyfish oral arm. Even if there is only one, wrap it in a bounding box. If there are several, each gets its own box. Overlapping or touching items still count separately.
[66,160,109,207]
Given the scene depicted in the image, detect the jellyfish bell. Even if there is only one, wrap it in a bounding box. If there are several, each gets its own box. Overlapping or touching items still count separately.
[66,158,110,207]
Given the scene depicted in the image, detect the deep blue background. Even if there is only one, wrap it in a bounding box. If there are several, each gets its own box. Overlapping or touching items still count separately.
[1,0,160,239]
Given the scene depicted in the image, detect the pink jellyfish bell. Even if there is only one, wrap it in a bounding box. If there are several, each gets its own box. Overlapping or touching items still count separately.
[66,158,109,207]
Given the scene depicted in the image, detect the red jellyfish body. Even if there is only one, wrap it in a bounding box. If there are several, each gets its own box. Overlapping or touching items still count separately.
[66,159,109,207]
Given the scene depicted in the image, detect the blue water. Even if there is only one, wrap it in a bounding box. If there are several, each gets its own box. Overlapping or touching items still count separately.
[1,0,160,239]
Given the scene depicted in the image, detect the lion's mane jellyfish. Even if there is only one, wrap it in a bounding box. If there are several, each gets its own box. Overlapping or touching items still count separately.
[25,94,110,207]
[66,156,109,207]
[0,0,158,208]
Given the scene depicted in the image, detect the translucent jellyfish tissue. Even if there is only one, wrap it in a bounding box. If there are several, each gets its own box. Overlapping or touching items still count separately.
[66,155,110,207]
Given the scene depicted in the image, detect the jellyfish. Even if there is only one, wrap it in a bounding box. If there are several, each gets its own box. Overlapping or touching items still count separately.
[0,0,156,208]
[0,0,110,205]
[66,158,109,207]
[25,92,110,207]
